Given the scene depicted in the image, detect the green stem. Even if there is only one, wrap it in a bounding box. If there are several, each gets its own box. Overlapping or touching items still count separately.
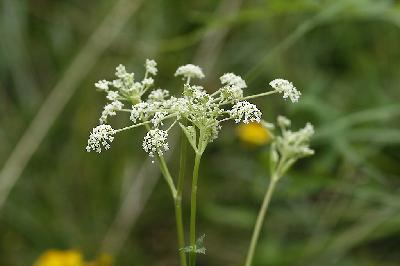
[242,90,277,100]
[244,176,278,266]
[189,152,202,266]
[176,131,188,266]
[157,155,177,198]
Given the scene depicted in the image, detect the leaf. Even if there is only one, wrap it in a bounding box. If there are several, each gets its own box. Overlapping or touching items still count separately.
[195,234,206,254]
[196,234,205,247]
[195,247,206,254]
[179,234,206,255]
[179,123,198,151]
[180,246,194,253]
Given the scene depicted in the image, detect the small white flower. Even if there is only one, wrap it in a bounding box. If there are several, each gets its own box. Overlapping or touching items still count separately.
[275,116,314,158]
[183,85,211,106]
[128,82,143,94]
[167,96,189,117]
[269,79,301,103]
[130,102,150,123]
[86,124,115,153]
[100,100,123,123]
[175,64,205,80]
[106,91,120,101]
[148,89,170,102]
[277,115,291,128]
[151,111,168,127]
[220,73,247,90]
[229,101,262,124]
[219,73,246,102]
[95,80,110,91]
[142,77,154,87]
[145,59,158,75]
[112,79,123,89]
[142,129,170,158]
[115,64,127,78]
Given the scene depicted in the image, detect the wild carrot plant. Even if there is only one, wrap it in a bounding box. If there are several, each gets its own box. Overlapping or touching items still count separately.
[86,60,314,266]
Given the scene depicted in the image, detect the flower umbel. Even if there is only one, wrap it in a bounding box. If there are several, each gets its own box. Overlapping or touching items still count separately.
[175,64,205,80]
[219,73,246,102]
[86,125,115,153]
[143,129,170,158]
[229,101,262,124]
[275,116,315,159]
[269,79,301,103]
[269,116,314,179]
[95,80,110,91]
[145,59,158,76]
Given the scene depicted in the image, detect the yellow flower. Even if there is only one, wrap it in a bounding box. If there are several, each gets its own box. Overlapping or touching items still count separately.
[34,250,83,266]
[236,122,270,146]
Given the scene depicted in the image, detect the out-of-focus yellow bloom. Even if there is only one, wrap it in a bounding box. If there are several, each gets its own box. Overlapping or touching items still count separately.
[34,250,114,266]
[236,122,271,146]
[34,250,83,266]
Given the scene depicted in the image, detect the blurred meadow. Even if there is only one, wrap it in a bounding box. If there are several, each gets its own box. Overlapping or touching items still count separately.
[1,0,400,265]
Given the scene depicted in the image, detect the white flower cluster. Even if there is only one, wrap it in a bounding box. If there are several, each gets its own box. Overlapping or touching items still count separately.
[95,80,109,91]
[93,62,159,123]
[143,129,169,158]
[100,100,123,124]
[148,88,169,102]
[269,79,301,103]
[86,125,115,153]
[87,59,301,158]
[175,64,205,80]
[130,102,150,123]
[151,111,168,127]
[219,73,246,102]
[145,59,158,76]
[230,101,261,124]
[275,116,314,158]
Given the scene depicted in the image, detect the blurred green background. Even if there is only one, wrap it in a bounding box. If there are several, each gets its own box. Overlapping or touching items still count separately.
[1,0,400,265]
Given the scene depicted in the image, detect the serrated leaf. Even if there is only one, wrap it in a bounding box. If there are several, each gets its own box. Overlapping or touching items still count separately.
[179,123,198,152]
[195,247,206,254]
[195,234,206,254]
[179,234,206,255]
[196,234,205,247]
[180,246,194,253]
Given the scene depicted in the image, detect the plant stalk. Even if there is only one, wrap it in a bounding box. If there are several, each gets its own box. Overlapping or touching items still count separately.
[244,176,278,266]
[175,131,188,266]
[242,90,277,100]
[189,152,202,266]
[157,155,177,197]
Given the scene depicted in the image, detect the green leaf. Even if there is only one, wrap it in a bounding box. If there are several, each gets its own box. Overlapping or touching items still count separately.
[179,123,198,152]
[195,247,206,254]
[195,234,206,254]
[179,234,206,255]
[180,246,194,253]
